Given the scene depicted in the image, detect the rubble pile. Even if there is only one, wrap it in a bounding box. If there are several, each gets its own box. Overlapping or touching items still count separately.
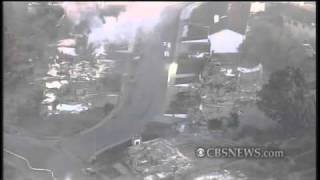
[126,138,192,179]
[236,63,263,102]
[198,59,238,122]
[196,58,263,126]
[38,39,122,116]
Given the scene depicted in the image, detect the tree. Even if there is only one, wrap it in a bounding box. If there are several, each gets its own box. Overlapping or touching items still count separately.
[3,2,69,129]
[4,2,66,61]
[168,91,201,114]
[238,14,307,78]
[266,3,315,25]
[4,2,70,85]
[256,67,315,137]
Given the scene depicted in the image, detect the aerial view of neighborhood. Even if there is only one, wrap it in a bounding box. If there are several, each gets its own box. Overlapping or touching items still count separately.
[3,1,316,180]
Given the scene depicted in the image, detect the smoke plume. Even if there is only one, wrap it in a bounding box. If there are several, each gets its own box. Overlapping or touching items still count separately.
[61,2,183,46]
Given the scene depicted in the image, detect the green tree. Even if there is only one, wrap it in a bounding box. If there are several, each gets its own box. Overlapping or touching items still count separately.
[266,3,315,25]
[238,14,307,78]
[3,2,68,128]
[256,67,315,137]
[4,2,69,86]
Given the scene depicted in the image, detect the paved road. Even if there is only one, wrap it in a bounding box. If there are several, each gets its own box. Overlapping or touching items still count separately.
[60,30,168,159]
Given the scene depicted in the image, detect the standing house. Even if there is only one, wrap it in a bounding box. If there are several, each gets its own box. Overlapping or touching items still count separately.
[208,2,250,63]
[172,2,230,85]
[168,1,254,89]
[208,29,244,59]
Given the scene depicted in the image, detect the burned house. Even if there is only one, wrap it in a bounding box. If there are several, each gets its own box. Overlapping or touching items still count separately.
[126,138,192,179]
[40,43,121,116]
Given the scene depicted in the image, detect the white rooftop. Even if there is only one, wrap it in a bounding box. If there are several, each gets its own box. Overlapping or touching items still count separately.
[208,29,245,54]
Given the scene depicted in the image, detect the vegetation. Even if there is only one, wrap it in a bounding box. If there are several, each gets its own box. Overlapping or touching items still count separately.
[257,67,315,137]
[4,2,68,87]
[168,91,201,114]
[266,3,315,25]
[237,5,315,140]
[238,17,306,76]
[240,3,315,74]
[3,3,67,125]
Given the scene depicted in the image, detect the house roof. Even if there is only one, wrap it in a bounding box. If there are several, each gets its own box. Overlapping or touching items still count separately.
[208,29,245,53]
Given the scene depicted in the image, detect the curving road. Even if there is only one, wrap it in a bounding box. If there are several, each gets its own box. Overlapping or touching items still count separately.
[60,30,169,161]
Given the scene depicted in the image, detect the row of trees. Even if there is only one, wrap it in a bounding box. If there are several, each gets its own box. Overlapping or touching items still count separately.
[266,3,315,25]
[238,15,307,77]
[238,9,315,137]
[257,67,315,137]
[4,2,70,87]
[3,2,71,127]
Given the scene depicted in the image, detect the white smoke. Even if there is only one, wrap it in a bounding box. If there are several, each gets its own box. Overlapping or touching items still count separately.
[60,2,183,46]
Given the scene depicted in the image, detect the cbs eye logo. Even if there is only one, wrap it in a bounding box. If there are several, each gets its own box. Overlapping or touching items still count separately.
[195,147,206,158]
